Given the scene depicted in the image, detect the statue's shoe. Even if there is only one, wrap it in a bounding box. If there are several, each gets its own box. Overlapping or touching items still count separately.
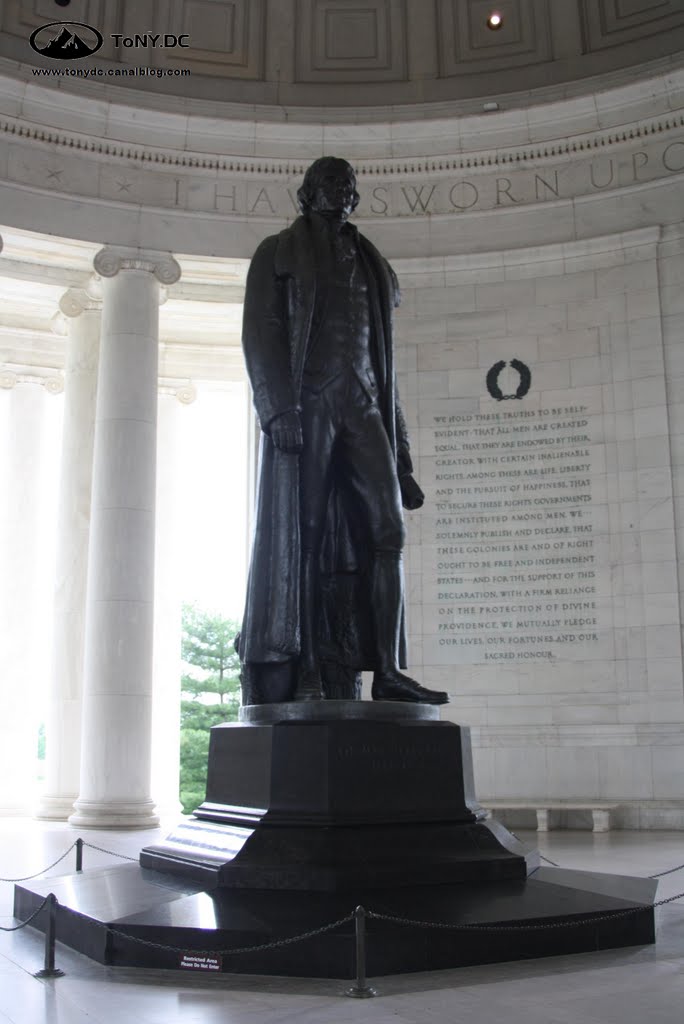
[372,670,449,705]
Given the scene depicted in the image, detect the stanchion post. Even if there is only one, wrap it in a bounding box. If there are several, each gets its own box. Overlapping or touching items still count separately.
[75,838,84,872]
[34,894,65,978]
[345,905,376,998]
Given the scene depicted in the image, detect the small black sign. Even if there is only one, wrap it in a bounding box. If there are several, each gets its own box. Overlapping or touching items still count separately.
[30,22,103,60]
[486,359,532,401]
[178,952,222,972]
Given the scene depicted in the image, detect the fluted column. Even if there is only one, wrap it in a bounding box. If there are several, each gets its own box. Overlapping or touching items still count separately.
[69,247,181,829]
[36,286,102,820]
[151,381,197,818]
[0,380,57,813]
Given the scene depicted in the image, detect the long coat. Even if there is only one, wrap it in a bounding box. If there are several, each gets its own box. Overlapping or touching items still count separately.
[239,214,409,669]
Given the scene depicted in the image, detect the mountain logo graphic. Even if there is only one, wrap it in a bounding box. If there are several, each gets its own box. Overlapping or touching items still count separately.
[30,21,103,60]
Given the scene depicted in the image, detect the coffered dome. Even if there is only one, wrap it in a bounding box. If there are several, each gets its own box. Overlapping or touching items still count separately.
[1,0,683,116]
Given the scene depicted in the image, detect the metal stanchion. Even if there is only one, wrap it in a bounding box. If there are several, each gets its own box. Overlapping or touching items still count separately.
[75,838,84,872]
[34,894,65,979]
[345,905,376,998]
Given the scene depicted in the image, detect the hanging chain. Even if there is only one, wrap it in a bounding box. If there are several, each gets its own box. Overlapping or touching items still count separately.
[80,841,138,863]
[0,844,78,883]
[0,896,51,932]
[101,910,356,957]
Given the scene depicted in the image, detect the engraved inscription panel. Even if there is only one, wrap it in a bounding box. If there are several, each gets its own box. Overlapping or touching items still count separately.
[423,403,604,666]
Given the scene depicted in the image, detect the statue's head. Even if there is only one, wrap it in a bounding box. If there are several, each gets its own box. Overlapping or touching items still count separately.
[297,157,360,221]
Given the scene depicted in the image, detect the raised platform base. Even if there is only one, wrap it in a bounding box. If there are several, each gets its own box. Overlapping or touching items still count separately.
[14,863,657,977]
[13,707,657,976]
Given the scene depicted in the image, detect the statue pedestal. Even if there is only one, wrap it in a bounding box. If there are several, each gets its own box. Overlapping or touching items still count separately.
[140,703,537,888]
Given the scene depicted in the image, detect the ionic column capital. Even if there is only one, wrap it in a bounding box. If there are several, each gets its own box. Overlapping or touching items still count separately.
[94,247,181,286]
[159,378,198,405]
[0,365,64,393]
[59,284,103,319]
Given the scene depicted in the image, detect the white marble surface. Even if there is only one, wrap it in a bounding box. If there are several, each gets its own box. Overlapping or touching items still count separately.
[397,225,684,812]
[0,820,683,1024]
[151,392,184,819]
[70,264,165,829]
[0,385,61,815]
[0,61,683,258]
[37,300,100,821]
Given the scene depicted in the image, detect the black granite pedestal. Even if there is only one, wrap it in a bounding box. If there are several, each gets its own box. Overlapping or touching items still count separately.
[13,703,658,977]
[140,702,537,889]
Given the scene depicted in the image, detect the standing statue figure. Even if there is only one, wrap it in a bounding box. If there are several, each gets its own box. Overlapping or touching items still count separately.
[238,157,448,706]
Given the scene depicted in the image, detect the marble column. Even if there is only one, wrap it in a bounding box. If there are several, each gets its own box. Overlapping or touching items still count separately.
[36,287,101,820]
[69,248,181,829]
[151,382,197,819]
[0,372,62,814]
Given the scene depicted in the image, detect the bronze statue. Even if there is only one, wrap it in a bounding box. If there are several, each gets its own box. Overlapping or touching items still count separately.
[238,157,448,706]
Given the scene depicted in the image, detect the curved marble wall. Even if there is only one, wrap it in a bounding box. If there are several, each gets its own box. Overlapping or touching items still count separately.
[1,51,684,824]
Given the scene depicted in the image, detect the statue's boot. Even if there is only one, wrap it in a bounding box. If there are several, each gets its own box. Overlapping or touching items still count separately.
[294,549,323,701]
[372,669,449,704]
[370,551,449,705]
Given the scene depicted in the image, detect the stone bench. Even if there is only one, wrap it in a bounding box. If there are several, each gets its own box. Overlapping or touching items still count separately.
[482,801,620,833]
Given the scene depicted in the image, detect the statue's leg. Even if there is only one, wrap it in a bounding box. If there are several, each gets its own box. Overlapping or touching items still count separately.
[294,390,336,700]
[295,547,324,699]
[370,550,403,674]
[340,393,449,704]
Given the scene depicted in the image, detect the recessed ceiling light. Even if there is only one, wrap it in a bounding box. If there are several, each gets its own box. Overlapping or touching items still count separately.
[487,12,503,30]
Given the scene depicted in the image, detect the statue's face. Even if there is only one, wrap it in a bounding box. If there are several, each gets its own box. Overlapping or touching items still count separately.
[310,164,356,221]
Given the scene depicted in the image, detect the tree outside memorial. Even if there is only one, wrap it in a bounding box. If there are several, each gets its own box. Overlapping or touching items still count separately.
[180,604,240,814]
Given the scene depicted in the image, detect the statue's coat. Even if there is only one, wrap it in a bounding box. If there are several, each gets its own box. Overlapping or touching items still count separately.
[240,214,408,668]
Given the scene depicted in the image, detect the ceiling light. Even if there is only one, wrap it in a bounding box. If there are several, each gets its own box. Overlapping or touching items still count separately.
[487,12,503,30]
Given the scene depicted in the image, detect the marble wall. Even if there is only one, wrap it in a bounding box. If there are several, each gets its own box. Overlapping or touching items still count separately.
[395,224,684,826]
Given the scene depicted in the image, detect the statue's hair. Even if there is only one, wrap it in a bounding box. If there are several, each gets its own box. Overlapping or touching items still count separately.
[296,157,360,214]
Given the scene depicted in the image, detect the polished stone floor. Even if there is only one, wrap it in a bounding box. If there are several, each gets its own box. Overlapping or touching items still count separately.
[1,818,683,1023]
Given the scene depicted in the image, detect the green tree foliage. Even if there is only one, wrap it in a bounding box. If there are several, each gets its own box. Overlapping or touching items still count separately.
[180,604,241,814]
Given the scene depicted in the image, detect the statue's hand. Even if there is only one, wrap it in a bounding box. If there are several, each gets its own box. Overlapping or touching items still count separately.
[400,474,424,511]
[270,409,303,453]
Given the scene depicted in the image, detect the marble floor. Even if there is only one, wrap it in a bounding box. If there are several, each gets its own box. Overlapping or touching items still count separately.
[1,818,683,1024]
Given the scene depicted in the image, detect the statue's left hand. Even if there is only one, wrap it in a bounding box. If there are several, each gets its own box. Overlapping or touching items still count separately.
[400,474,424,511]
[269,409,304,453]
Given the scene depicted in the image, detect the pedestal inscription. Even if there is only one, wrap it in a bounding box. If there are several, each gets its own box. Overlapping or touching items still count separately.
[424,403,604,665]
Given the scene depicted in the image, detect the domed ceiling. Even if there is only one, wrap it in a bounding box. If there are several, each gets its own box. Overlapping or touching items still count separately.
[0,0,683,115]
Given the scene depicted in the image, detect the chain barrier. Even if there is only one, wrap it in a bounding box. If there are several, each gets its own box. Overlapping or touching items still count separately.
[366,888,684,934]
[2,841,684,986]
[0,844,78,883]
[79,841,138,863]
[0,895,51,933]
[103,910,356,957]
[649,862,684,879]
[0,839,140,884]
